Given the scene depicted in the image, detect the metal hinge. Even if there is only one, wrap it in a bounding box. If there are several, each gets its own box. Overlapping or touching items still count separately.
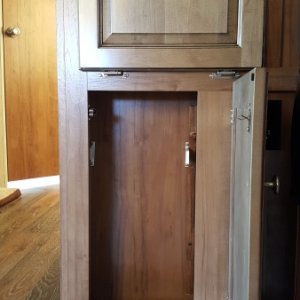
[88,107,96,120]
[99,70,129,78]
[89,141,96,167]
[209,70,240,80]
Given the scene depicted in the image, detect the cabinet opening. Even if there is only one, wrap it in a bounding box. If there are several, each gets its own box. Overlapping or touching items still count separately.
[88,91,197,299]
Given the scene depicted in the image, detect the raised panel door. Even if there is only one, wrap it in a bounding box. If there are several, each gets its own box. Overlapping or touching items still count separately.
[78,0,264,69]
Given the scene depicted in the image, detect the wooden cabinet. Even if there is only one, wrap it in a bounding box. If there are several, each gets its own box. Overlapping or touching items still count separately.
[78,0,264,69]
[59,68,266,300]
[57,0,267,299]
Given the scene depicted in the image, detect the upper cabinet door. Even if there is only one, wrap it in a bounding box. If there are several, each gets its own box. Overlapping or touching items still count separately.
[78,0,264,69]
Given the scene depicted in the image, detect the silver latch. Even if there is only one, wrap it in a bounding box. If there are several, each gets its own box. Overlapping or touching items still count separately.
[237,108,252,132]
[209,70,240,80]
[184,142,190,167]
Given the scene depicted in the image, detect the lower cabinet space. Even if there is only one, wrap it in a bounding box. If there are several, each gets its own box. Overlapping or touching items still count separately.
[89,92,197,299]
[87,89,232,300]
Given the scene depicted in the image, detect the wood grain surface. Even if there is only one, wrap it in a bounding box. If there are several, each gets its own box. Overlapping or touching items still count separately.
[3,0,58,180]
[89,92,196,299]
[265,0,300,68]
[193,91,232,300]
[57,0,90,297]
[79,0,263,68]
[0,0,7,187]
[0,186,59,300]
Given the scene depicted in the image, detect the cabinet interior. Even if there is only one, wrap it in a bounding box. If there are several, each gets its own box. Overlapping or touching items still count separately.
[88,89,232,299]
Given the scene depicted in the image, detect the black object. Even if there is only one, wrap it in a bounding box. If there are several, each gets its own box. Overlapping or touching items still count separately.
[291,86,300,204]
[266,100,282,150]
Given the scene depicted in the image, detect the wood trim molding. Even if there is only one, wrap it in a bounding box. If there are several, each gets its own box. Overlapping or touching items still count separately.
[57,0,89,299]
[0,0,8,187]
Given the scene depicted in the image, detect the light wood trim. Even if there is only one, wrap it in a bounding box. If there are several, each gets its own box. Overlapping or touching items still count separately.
[0,0,8,187]
[57,0,89,299]
[88,72,233,91]
[79,0,264,69]
[194,91,232,300]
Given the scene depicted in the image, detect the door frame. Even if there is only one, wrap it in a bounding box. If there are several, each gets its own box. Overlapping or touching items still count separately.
[0,0,8,187]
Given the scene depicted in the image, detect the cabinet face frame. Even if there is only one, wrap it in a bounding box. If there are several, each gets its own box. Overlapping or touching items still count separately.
[88,72,233,300]
[78,0,264,69]
[84,69,265,300]
[60,63,259,300]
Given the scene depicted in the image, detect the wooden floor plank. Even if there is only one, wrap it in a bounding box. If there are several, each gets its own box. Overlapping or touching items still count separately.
[25,258,60,300]
[0,186,60,300]
[0,188,58,245]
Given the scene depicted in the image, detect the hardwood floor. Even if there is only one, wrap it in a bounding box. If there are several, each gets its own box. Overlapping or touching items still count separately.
[0,185,60,300]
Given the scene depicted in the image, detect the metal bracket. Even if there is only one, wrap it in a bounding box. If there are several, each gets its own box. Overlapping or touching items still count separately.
[88,107,96,120]
[184,142,190,167]
[209,70,240,80]
[99,71,129,78]
[237,108,252,132]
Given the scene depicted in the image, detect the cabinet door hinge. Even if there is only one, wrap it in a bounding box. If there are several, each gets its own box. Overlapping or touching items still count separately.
[88,107,96,120]
[99,71,129,78]
[209,70,240,80]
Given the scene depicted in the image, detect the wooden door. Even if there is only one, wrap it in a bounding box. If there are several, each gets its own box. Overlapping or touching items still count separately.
[89,91,196,299]
[78,0,264,69]
[230,68,266,300]
[2,0,58,180]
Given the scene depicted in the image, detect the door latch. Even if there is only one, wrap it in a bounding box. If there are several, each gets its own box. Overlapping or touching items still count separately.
[185,142,190,167]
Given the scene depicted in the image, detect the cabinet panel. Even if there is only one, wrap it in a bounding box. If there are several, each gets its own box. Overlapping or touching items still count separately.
[109,0,228,34]
[89,92,196,299]
[79,0,264,69]
[102,0,237,45]
[58,65,266,299]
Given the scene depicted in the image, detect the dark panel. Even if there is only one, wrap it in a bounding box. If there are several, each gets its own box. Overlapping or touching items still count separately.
[261,95,297,300]
[266,100,282,150]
